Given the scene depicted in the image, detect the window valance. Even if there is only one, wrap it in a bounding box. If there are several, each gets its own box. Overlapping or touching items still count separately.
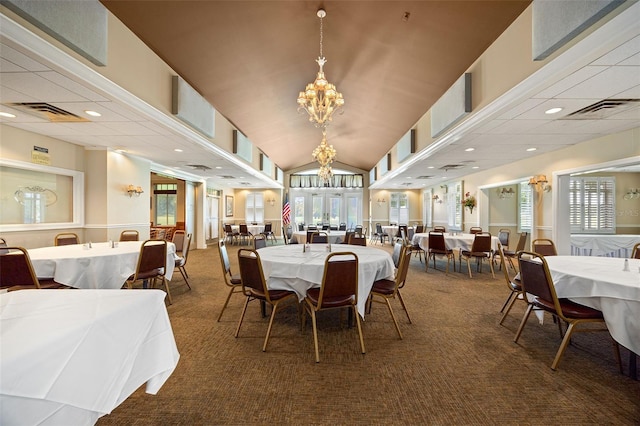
[289,174,363,188]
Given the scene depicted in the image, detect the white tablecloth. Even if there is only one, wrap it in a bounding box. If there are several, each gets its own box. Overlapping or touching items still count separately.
[257,244,395,317]
[544,256,640,354]
[381,226,414,238]
[412,233,499,252]
[28,241,177,289]
[231,224,264,235]
[570,234,639,258]
[290,230,346,244]
[0,289,180,426]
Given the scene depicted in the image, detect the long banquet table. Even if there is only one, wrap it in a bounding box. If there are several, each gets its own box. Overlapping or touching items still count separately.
[544,256,640,355]
[28,241,177,289]
[0,289,180,426]
[411,232,499,253]
[570,234,639,258]
[257,244,395,317]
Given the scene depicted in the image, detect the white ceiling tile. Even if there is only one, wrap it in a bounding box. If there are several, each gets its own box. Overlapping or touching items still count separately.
[533,66,608,99]
[0,58,26,72]
[591,35,640,66]
[515,99,602,119]
[619,52,640,66]
[610,84,640,98]
[496,98,547,120]
[47,101,130,122]
[0,44,50,72]
[0,72,87,102]
[557,66,640,99]
[37,71,109,102]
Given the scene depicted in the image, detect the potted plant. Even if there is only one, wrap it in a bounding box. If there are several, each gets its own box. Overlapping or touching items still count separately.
[462,192,476,214]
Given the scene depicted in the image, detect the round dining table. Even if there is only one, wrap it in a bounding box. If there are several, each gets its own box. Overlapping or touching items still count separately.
[28,241,177,290]
[257,244,395,317]
[290,230,346,244]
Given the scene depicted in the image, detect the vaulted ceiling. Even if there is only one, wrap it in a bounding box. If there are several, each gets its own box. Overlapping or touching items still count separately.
[99,0,530,172]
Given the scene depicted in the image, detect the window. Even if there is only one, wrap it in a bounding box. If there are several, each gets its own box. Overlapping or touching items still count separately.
[346,196,359,229]
[389,193,408,224]
[294,196,305,226]
[446,182,462,230]
[154,183,177,226]
[423,189,432,227]
[570,177,615,233]
[245,192,264,223]
[518,182,532,233]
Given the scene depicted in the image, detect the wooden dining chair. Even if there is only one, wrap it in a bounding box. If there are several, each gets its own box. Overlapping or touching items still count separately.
[348,233,366,246]
[311,232,328,244]
[126,240,172,304]
[303,252,363,363]
[260,223,276,244]
[119,230,139,242]
[433,226,446,233]
[54,232,79,246]
[171,230,186,255]
[427,232,455,274]
[504,231,527,271]
[0,247,62,291]
[515,251,621,371]
[631,242,639,259]
[460,233,495,278]
[235,249,298,352]
[253,235,267,250]
[469,227,483,235]
[217,240,243,322]
[369,246,412,339]
[495,243,524,325]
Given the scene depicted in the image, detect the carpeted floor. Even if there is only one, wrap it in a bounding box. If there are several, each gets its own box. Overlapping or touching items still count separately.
[97,240,639,425]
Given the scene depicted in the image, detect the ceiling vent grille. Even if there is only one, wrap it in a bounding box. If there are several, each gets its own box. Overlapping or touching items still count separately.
[5,102,89,122]
[187,164,211,171]
[416,175,434,179]
[439,164,464,172]
[562,99,640,120]
[217,175,236,179]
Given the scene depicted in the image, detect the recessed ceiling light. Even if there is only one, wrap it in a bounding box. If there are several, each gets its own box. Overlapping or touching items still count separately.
[0,111,16,118]
[526,147,537,152]
[174,148,183,152]
[427,166,434,169]
[465,148,475,152]
[545,107,563,114]
[472,166,479,169]
[84,110,101,117]
[215,166,222,169]
[406,176,412,179]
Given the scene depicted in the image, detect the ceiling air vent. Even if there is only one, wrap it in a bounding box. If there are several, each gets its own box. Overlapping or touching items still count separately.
[187,164,211,171]
[217,175,236,179]
[5,102,89,122]
[439,164,464,172]
[416,175,434,180]
[562,99,640,120]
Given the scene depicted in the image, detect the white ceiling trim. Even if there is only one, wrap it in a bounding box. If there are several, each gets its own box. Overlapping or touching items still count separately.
[0,12,283,189]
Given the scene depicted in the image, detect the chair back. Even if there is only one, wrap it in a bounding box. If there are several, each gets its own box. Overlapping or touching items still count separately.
[339,223,347,231]
[392,240,404,268]
[398,225,408,238]
[155,228,166,240]
[532,238,557,256]
[343,231,355,244]
[354,225,364,236]
[515,232,528,251]
[408,227,415,241]
[239,224,249,234]
[471,233,492,253]
[224,224,233,234]
[306,231,317,244]
[264,223,272,232]
[0,247,40,289]
[517,251,559,311]
[376,223,383,234]
[496,243,513,288]
[315,252,358,310]
[120,230,139,242]
[428,232,447,252]
[312,232,328,244]
[55,232,79,246]
[632,243,640,259]
[181,233,192,264]
[172,230,186,252]
[415,225,424,234]
[469,227,483,234]
[348,234,366,246]
[218,241,235,285]
[253,235,267,250]
[133,240,167,279]
[395,247,412,290]
[433,226,446,232]
[497,229,510,247]
[322,224,330,231]
[298,223,305,231]
[237,249,269,300]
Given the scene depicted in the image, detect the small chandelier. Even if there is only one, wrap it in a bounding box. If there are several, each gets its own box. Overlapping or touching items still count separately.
[313,129,337,181]
[318,164,333,182]
[297,8,344,127]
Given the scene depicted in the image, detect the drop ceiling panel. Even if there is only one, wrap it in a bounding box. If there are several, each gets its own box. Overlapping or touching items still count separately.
[0,43,49,71]
[37,71,110,102]
[557,66,640,99]
[0,72,87,102]
[533,66,608,99]
[591,35,640,65]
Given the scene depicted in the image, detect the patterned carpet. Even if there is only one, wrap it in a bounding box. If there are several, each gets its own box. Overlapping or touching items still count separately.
[97,240,639,425]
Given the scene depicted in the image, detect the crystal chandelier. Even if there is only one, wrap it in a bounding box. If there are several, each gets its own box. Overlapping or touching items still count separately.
[297,9,344,128]
[312,129,336,181]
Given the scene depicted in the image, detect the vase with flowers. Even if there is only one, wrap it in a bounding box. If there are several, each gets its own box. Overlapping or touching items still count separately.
[462,192,476,214]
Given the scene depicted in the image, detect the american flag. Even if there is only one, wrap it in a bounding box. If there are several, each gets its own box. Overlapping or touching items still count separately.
[282,192,291,225]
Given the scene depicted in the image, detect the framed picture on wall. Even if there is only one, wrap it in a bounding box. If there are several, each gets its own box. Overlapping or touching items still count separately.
[225,195,234,217]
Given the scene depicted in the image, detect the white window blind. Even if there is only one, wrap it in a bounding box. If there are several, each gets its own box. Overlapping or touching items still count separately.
[389,193,409,224]
[447,182,462,230]
[245,193,264,223]
[570,177,615,234]
[518,182,532,233]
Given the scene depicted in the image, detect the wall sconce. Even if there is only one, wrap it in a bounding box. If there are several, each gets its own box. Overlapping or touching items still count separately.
[528,175,551,192]
[377,198,386,206]
[623,188,639,200]
[432,194,442,203]
[126,184,144,197]
[266,197,276,206]
[498,187,515,199]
